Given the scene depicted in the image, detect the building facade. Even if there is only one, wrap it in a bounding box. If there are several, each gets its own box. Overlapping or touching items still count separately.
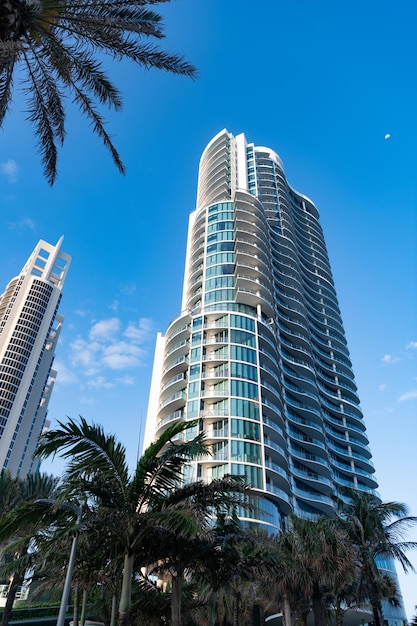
[145,129,405,622]
[0,237,71,476]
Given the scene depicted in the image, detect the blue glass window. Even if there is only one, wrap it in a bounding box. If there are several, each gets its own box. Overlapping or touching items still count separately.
[230,398,259,420]
[230,314,255,332]
[231,380,258,400]
[230,345,257,364]
[230,362,258,382]
[230,329,256,347]
[231,418,260,441]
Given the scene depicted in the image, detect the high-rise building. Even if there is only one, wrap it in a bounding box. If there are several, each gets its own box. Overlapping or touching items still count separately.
[145,130,404,621]
[0,237,71,476]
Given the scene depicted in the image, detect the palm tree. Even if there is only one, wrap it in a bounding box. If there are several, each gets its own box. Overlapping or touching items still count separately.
[192,514,280,626]
[146,482,251,626]
[336,489,417,626]
[0,471,59,626]
[272,515,357,626]
[34,416,209,626]
[0,0,196,184]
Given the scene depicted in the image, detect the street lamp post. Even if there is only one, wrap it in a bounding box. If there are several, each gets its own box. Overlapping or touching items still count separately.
[35,499,83,626]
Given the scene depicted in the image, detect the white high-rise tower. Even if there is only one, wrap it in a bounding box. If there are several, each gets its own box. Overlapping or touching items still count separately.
[145,130,405,623]
[0,238,71,476]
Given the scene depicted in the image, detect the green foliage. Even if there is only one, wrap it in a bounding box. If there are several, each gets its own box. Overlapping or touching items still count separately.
[0,0,196,184]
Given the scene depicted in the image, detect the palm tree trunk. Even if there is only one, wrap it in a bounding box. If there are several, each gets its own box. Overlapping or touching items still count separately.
[311,592,327,626]
[118,552,133,626]
[283,596,293,626]
[110,593,118,626]
[80,588,88,626]
[73,583,79,626]
[233,590,240,626]
[171,574,183,626]
[334,600,344,626]
[209,591,217,626]
[369,583,384,626]
[0,571,23,626]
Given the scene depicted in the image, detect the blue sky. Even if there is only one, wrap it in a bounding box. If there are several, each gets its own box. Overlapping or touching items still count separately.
[1,0,416,616]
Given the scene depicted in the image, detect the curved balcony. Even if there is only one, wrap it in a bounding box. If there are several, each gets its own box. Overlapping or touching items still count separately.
[236,286,275,319]
[160,372,187,395]
[201,388,230,401]
[155,409,185,435]
[284,392,322,423]
[158,390,187,414]
[290,465,333,489]
[165,324,190,349]
[286,408,323,435]
[262,412,285,432]
[293,487,334,515]
[262,397,283,421]
[289,444,329,470]
[201,367,229,381]
[264,437,287,461]
[265,460,291,489]
[161,355,189,379]
[265,484,292,514]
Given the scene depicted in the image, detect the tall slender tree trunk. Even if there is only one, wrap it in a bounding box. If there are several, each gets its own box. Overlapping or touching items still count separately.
[233,590,240,626]
[283,596,293,626]
[334,600,344,626]
[118,552,133,626]
[209,591,217,626]
[171,574,183,626]
[0,571,23,626]
[369,583,383,626]
[110,593,118,626]
[311,592,328,626]
[80,588,88,626]
[73,583,79,626]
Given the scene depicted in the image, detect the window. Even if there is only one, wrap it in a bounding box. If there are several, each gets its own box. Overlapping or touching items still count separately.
[205,276,235,291]
[230,329,256,348]
[204,289,235,304]
[231,463,263,489]
[190,347,201,362]
[231,419,260,441]
[231,440,261,464]
[230,315,255,332]
[189,364,200,379]
[205,264,235,278]
[230,398,259,420]
[230,362,257,382]
[231,380,258,400]
[230,345,257,364]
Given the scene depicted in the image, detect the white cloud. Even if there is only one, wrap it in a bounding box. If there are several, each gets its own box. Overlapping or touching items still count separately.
[1,159,18,183]
[89,318,120,341]
[116,375,135,386]
[102,341,144,370]
[87,376,115,389]
[382,354,399,364]
[109,300,119,312]
[124,318,153,343]
[379,384,387,393]
[53,360,79,385]
[69,337,101,373]
[66,316,153,387]
[8,217,36,232]
[398,390,417,402]
[406,341,417,350]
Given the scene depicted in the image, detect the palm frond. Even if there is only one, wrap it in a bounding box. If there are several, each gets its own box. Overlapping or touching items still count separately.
[36,416,130,489]
[0,46,16,125]
[0,0,196,183]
